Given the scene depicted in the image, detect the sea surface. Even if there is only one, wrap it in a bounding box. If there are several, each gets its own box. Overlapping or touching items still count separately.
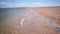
[0,8,60,34]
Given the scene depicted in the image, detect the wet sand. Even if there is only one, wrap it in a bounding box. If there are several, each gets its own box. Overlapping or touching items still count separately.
[32,6,60,20]
[0,7,60,34]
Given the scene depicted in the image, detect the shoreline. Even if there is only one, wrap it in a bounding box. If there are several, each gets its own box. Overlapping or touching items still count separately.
[31,6,60,20]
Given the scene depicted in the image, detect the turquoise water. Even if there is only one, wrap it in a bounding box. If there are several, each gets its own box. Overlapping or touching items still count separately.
[0,8,28,22]
[0,8,60,34]
[0,8,59,26]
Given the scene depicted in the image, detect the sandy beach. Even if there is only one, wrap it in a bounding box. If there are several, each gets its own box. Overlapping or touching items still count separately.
[32,6,60,20]
[0,7,60,34]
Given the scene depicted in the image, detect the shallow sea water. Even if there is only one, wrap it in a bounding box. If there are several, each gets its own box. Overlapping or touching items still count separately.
[0,8,60,34]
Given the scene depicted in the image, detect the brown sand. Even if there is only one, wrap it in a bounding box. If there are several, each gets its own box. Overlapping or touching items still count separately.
[0,7,60,34]
[32,6,60,20]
